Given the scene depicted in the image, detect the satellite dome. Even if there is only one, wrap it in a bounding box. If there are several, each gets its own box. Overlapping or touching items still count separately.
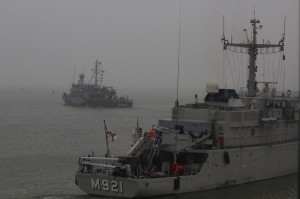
[206,80,219,94]
[79,73,85,80]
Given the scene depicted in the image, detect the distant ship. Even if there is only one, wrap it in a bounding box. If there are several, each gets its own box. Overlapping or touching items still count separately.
[63,60,133,107]
[74,17,298,198]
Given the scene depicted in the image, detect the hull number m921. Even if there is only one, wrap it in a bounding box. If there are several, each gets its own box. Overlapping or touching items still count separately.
[91,178,123,193]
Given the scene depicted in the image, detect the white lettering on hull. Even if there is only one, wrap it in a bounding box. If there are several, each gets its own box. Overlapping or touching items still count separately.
[91,178,100,190]
[91,178,123,193]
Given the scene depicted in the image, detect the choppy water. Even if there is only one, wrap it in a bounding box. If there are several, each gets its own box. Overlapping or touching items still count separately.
[0,90,298,199]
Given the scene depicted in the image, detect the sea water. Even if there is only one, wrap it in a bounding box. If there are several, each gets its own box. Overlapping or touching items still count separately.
[0,90,297,199]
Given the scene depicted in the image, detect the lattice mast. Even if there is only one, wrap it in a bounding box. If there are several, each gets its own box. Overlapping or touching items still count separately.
[222,16,285,97]
[90,60,105,87]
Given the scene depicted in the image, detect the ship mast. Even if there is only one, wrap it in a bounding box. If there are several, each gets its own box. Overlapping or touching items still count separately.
[91,60,104,87]
[94,60,100,86]
[222,16,285,97]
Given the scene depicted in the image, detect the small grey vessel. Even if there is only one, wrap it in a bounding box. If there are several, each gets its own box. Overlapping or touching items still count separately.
[75,17,299,198]
[63,60,133,108]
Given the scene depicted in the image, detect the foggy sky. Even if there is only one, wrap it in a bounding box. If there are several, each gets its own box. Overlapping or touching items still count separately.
[0,0,298,99]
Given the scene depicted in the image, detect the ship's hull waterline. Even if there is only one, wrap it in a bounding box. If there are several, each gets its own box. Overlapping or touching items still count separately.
[62,95,133,108]
[75,141,298,198]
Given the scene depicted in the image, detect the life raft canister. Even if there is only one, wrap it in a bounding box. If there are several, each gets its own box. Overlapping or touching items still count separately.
[251,128,255,136]
[171,163,185,176]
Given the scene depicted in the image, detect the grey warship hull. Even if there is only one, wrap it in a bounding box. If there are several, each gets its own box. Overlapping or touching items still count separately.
[62,94,133,108]
[75,16,299,198]
[63,60,133,108]
[75,141,298,198]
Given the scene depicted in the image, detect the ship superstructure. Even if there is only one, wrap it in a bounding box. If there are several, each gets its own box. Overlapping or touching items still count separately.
[74,17,299,198]
[63,60,133,107]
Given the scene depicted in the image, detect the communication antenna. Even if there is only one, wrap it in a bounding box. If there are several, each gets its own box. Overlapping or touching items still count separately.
[222,15,225,40]
[252,1,255,19]
[282,16,286,93]
[73,64,76,84]
[283,16,286,41]
[175,0,182,162]
[222,16,226,88]
[175,0,182,108]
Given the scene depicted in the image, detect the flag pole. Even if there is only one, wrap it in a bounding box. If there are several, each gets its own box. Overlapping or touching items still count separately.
[103,120,110,157]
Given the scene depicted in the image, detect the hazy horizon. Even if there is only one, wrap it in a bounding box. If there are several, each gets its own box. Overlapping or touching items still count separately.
[0,0,298,100]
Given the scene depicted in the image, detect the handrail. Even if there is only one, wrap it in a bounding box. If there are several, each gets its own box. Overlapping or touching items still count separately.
[80,161,117,168]
[80,156,118,161]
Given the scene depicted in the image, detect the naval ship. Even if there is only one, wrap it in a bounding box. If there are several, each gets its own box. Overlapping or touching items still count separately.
[74,17,299,198]
[62,60,133,107]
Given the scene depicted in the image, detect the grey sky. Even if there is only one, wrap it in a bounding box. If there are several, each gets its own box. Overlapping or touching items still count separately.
[0,0,298,98]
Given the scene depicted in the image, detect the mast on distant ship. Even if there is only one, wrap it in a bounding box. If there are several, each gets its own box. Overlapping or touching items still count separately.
[222,15,285,97]
[91,60,104,87]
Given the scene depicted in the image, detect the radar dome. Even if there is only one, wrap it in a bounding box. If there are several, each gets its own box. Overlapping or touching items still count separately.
[79,73,85,80]
[206,80,219,94]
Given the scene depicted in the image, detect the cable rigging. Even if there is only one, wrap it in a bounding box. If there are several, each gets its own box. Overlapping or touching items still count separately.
[225,50,237,90]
